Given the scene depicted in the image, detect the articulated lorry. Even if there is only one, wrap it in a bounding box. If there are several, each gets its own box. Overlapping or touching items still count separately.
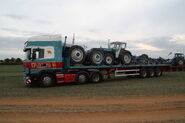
[23,35,185,87]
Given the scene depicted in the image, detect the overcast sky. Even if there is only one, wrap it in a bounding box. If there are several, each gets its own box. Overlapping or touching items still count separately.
[0,0,185,59]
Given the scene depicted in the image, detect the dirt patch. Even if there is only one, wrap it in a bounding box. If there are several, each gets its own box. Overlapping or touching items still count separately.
[0,95,185,123]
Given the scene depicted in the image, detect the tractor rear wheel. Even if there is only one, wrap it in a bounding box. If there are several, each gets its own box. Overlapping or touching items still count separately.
[69,45,85,64]
[90,49,104,65]
[176,59,184,66]
[120,51,132,65]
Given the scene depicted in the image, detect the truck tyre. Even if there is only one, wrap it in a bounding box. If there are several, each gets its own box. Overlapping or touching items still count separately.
[154,68,162,77]
[39,74,55,87]
[120,51,132,65]
[76,71,89,84]
[69,45,85,64]
[90,72,103,83]
[147,68,155,77]
[90,49,104,65]
[104,53,114,65]
[140,68,147,78]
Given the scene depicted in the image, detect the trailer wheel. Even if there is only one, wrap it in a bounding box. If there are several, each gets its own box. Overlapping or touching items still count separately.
[76,71,89,84]
[104,53,114,65]
[140,68,147,78]
[90,49,104,65]
[90,72,103,83]
[39,74,55,87]
[155,68,163,77]
[69,45,85,64]
[147,68,155,77]
[120,51,132,65]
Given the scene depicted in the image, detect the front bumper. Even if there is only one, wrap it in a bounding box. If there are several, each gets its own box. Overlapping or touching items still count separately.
[24,76,32,85]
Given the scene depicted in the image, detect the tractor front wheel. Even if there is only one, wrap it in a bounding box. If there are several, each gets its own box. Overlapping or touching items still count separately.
[104,53,114,65]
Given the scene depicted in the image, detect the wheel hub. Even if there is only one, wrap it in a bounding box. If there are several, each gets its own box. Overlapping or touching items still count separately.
[106,56,112,64]
[92,74,100,82]
[43,76,52,86]
[124,55,131,64]
[93,53,102,64]
[71,49,83,62]
[78,74,86,83]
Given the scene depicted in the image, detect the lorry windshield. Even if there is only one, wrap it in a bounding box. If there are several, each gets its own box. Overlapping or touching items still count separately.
[33,48,45,59]
[24,46,54,60]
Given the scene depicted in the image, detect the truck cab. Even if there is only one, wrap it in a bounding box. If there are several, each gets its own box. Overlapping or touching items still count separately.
[23,35,63,86]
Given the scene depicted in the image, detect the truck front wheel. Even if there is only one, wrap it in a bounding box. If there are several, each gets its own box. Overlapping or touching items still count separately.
[39,74,55,87]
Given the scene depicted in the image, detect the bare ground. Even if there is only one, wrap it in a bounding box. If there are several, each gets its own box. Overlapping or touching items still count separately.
[0,95,185,123]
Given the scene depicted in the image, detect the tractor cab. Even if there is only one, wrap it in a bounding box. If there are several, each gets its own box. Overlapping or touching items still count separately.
[110,42,127,58]
[174,53,184,58]
[110,42,127,49]
[171,53,185,66]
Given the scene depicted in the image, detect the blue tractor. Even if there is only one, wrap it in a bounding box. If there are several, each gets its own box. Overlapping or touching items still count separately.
[170,53,185,66]
[84,42,132,65]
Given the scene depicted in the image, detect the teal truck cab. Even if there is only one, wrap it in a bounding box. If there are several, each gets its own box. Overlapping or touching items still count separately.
[23,35,64,86]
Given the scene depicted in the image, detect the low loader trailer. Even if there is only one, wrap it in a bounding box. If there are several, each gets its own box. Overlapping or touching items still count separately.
[23,35,184,87]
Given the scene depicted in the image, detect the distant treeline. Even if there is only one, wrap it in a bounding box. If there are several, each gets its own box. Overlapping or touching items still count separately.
[0,58,23,65]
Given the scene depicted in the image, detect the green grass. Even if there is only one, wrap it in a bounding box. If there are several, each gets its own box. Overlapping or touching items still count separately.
[0,65,185,97]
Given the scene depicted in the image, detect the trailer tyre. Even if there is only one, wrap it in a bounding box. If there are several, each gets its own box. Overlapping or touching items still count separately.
[104,53,114,65]
[140,68,147,78]
[147,68,155,77]
[90,49,104,65]
[69,45,85,64]
[154,68,163,77]
[76,71,89,84]
[40,74,55,87]
[120,51,132,65]
[90,72,103,83]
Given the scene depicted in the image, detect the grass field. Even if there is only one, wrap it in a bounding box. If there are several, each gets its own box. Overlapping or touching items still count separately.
[0,65,185,123]
[0,65,185,98]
